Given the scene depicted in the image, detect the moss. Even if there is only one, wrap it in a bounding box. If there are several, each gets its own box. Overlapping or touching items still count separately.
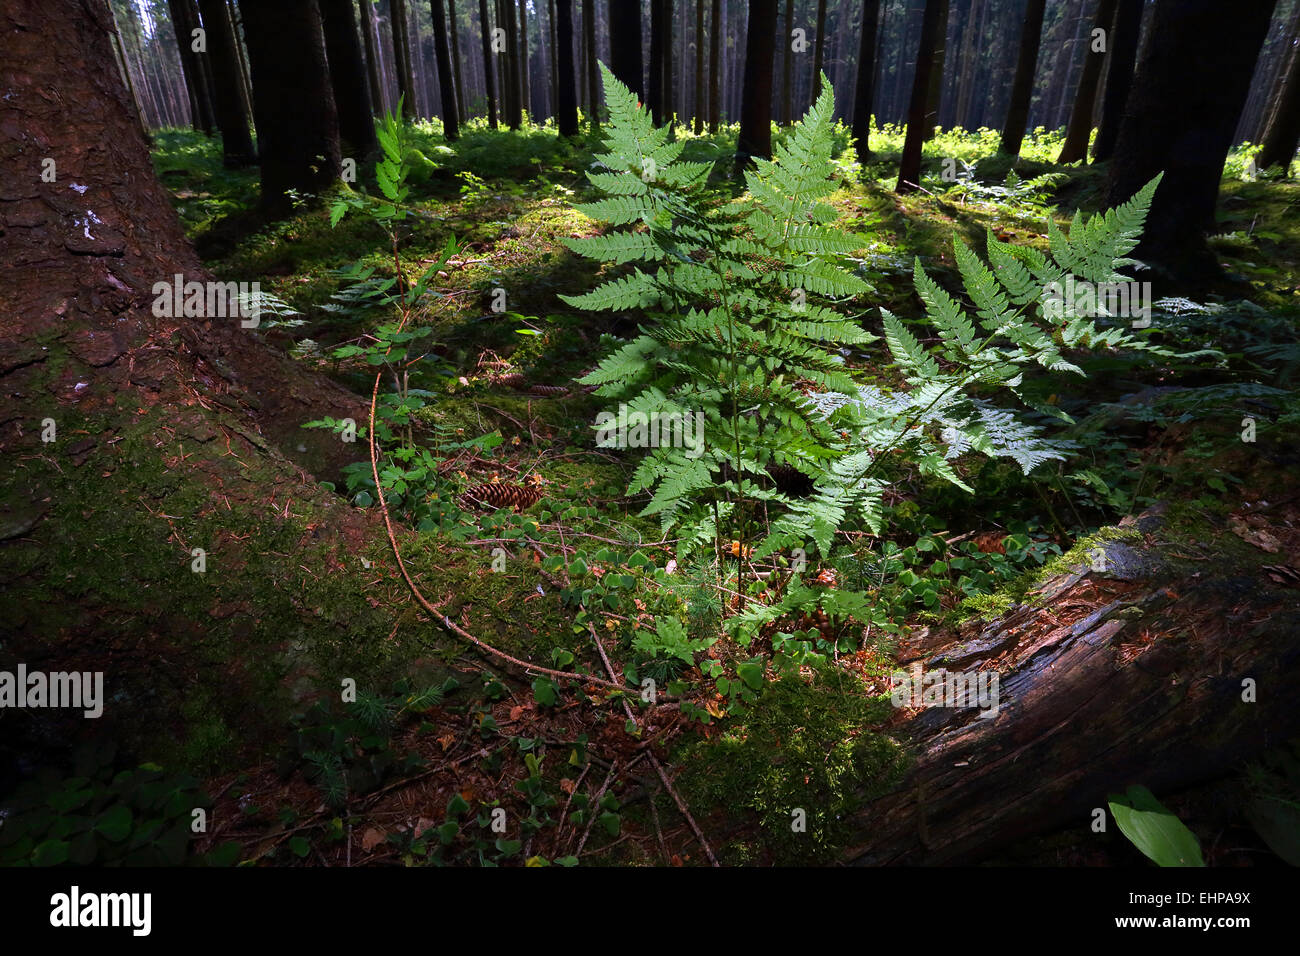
[953,524,1143,624]
[675,669,906,864]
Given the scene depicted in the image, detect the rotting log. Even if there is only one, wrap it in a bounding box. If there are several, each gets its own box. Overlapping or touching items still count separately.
[843,506,1300,864]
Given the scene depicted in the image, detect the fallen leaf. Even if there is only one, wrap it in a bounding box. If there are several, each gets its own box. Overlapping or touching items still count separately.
[361,828,385,851]
[1230,517,1281,553]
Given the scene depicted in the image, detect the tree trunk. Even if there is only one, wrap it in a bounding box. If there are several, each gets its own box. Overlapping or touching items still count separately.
[501,0,522,128]
[897,0,944,192]
[649,0,664,124]
[320,0,378,155]
[1257,28,1300,172]
[781,0,794,125]
[360,0,389,115]
[708,0,720,131]
[517,0,530,118]
[694,0,706,133]
[241,0,342,217]
[843,508,1300,864]
[1090,0,1141,161]
[1105,0,1277,284]
[921,0,949,141]
[737,0,777,169]
[228,0,256,124]
[479,0,498,127]
[851,0,881,160]
[196,0,256,166]
[584,0,599,129]
[662,0,674,129]
[428,0,461,138]
[607,0,643,100]
[811,0,827,102]
[999,0,1046,156]
[0,0,389,767]
[169,0,216,134]
[449,0,467,120]
[1058,0,1118,163]
[555,0,579,136]
[390,0,418,119]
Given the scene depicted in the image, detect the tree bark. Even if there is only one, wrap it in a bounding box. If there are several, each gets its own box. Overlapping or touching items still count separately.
[662,0,674,129]
[479,0,498,127]
[737,0,777,169]
[607,0,643,100]
[241,0,342,217]
[320,0,378,155]
[429,0,461,138]
[921,0,949,141]
[500,0,522,128]
[851,0,881,160]
[584,0,599,129]
[389,0,419,119]
[509,0,525,117]
[694,0,706,133]
[781,0,794,125]
[169,0,216,134]
[1257,27,1300,172]
[812,0,827,101]
[360,0,389,115]
[999,0,1046,156]
[708,0,720,131]
[649,0,664,124]
[555,0,579,136]
[1105,0,1277,284]
[1090,0,1141,161]
[843,509,1300,864]
[1058,0,1118,163]
[449,0,467,120]
[196,0,256,166]
[897,0,945,192]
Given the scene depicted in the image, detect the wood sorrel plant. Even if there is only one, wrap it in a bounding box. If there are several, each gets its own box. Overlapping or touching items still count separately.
[570,66,1170,647]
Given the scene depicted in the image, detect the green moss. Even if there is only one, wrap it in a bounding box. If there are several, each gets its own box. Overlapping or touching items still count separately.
[954,524,1143,624]
[676,670,906,864]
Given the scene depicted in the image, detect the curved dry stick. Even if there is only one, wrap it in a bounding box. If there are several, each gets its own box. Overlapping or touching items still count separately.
[367,365,633,693]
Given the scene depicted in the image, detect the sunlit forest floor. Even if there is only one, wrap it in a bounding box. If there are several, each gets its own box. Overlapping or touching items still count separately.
[61,117,1295,865]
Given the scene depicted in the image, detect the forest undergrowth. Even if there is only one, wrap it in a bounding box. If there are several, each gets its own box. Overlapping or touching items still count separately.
[16,92,1296,868]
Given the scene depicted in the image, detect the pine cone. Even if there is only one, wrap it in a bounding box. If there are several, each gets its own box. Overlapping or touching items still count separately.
[490,371,526,388]
[458,483,544,511]
[528,384,569,397]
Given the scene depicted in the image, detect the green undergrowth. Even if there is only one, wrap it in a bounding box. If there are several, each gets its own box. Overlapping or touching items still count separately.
[676,669,906,864]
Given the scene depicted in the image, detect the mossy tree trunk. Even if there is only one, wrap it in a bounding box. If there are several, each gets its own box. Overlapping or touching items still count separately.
[1,0,386,773]
[843,511,1300,864]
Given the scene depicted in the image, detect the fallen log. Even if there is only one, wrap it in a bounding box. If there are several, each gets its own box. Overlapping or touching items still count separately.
[843,506,1300,864]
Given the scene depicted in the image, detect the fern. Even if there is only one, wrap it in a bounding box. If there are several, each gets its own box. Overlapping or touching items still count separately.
[570,61,1167,612]
[568,65,873,566]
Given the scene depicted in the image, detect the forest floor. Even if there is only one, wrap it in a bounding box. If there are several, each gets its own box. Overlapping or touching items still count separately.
[5,117,1298,867]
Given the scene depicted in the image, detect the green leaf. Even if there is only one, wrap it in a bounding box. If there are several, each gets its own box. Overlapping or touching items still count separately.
[94,804,133,842]
[1108,785,1205,867]
[532,678,557,707]
[736,659,765,691]
[33,839,70,866]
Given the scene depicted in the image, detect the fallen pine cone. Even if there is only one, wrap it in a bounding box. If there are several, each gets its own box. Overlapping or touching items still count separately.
[458,483,544,511]
[493,372,527,388]
[528,384,570,397]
